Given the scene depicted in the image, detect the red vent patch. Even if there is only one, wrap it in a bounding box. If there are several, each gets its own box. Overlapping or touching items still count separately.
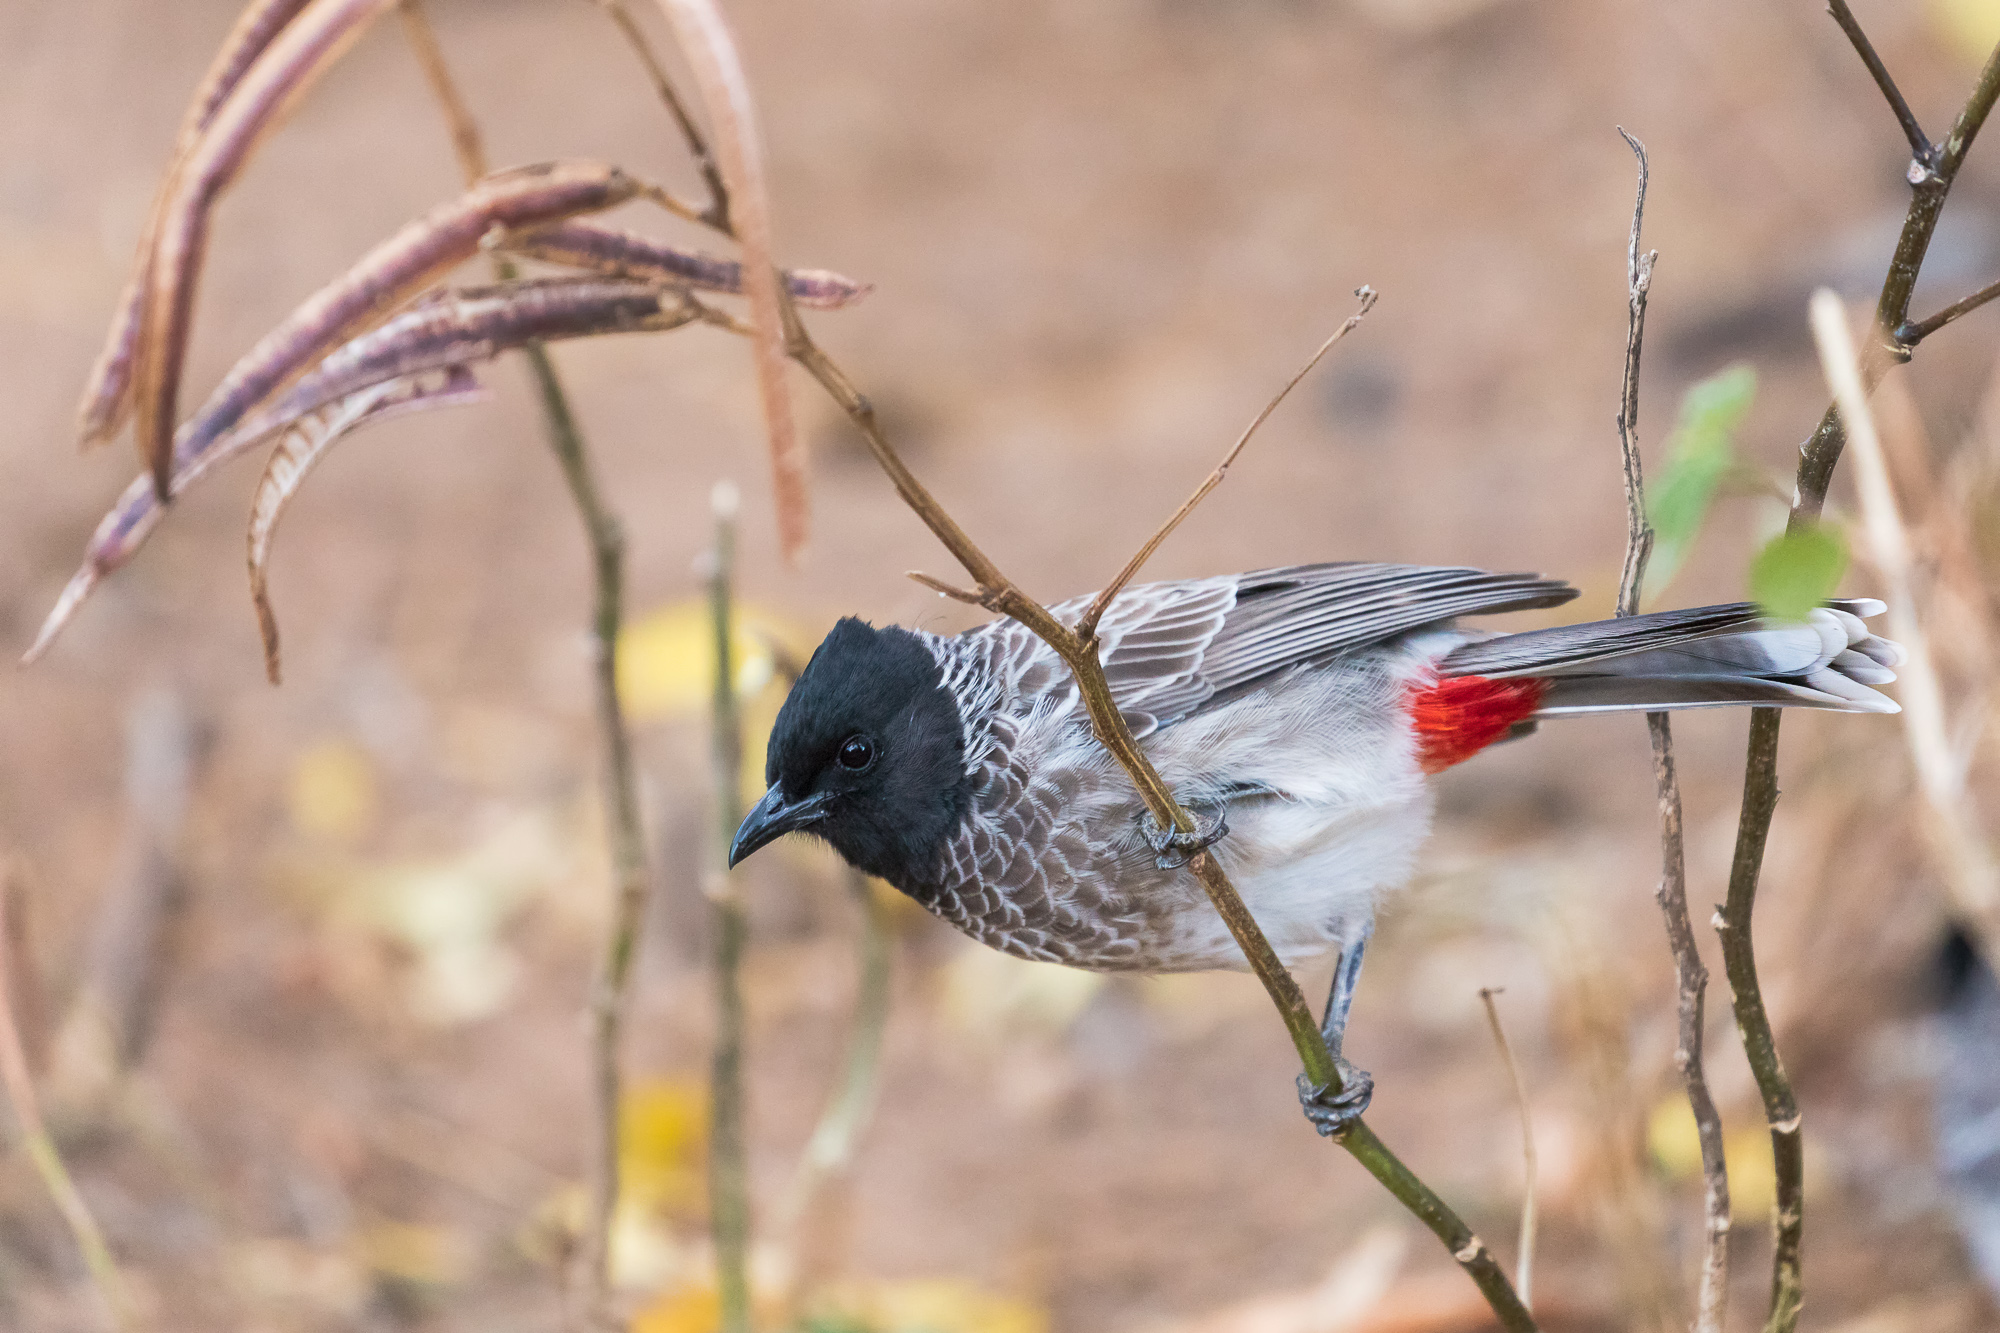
[1406,674,1547,774]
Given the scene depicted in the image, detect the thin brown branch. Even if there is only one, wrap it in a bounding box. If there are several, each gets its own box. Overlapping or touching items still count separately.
[705,482,753,1333]
[1073,286,1377,647]
[906,570,992,606]
[1896,274,2000,347]
[1723,25,2000,1333]
[781,301,1536,1331]
[1826,0,1934,168]
[1609,128,1730,1333]
[1478,988,1538,1309]
[1613,127,1657,619]
[594,0,730,230]
[0,876,133,1329]
[397,0,489,180]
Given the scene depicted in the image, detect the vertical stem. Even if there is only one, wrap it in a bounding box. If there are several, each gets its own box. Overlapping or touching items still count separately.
[1612,129,1730,1333]
[707,483,752,1333]
[781,866,891,1233]
[1719,30,2000,1333]
[394,13,655,1307]
[0,876,132,1330]
[531,346,651,1308]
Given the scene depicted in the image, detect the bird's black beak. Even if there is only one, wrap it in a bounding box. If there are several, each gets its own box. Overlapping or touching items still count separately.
[729,786,831,867]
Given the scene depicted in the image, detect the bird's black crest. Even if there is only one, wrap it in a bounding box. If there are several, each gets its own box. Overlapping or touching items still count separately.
[764,618,970,888]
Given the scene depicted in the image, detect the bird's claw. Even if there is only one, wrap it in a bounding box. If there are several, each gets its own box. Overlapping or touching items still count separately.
[1296,1058,1373,1139]
[1142,806,1230,870]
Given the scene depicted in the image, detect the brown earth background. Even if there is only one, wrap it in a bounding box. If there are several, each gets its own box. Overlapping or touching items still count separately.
[4,1,2000,1330]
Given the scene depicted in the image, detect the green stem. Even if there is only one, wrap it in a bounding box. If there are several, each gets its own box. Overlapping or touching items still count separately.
[530,345,651,1308]
[707,490,752,1333]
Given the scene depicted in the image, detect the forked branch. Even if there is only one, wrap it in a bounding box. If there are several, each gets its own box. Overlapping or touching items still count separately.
[1074,287,1377,647]
[1721,15,2000,1333]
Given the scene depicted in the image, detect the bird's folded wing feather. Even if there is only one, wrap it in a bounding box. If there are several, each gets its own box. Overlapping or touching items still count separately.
[986,563,1578,733]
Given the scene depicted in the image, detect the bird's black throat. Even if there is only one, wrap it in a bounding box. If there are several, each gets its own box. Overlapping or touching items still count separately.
[763,618,974,892]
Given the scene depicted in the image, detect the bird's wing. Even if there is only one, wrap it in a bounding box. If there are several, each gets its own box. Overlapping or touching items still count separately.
[965,563,1577,735]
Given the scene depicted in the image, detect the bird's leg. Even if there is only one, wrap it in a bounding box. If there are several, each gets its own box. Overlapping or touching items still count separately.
[1297,923,1374,1138]
[1140,803,1230,871]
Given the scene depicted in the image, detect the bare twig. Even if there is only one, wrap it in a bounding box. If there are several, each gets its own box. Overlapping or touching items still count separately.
[1610,129,1731,1333]
[1613,127,1657,621]
[705,481,753,1333]
[397,0,487,182]
[1895,274,2000,347]
[1826,0,1934,167]
[780,301,1534,1328]
[593,0,730,229]
[1073,287,1377,646]
[1810,290,2000,942]
[1477,988,1538,1309]
[0,876,132,1329]
[537,339,652,1315]
[656,3,1532,1321]
[1721,24,2000,1333]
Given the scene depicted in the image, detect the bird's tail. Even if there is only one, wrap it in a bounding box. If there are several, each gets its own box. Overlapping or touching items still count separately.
[1439,599,1904,715]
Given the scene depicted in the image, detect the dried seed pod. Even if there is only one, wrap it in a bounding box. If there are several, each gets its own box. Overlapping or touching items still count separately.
[158,161,642,487]
[133,0,400,499]
[248,370,489,683]
[508,221,871,309]
[26,277,699,665]
[654,0,808,561]
[74,0,316,448]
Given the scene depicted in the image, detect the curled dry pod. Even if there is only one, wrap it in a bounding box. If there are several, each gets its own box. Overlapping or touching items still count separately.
[248,369,490,683]
[26,277,700,666]
[75,0,317,449]
[132,0,401,497]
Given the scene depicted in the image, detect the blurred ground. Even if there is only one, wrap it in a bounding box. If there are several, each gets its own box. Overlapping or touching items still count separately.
[4,0,2000,1330]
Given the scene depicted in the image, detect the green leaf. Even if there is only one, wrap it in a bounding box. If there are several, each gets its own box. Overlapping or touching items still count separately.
[1750,524,1849,621]
[1644,364,1757,598]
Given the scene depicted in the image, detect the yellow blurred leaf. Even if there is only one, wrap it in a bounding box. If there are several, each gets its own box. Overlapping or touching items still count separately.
[1646,1096,1780,1219]
[288,739,379,842]
[621,1077,710,1217]
[353,1221,468,1287]
[338,812,570,1024]
[633,1284,720,1333]
[619,600,808,723]
[1931,0,2000,64]
[812,1278,1048,1333]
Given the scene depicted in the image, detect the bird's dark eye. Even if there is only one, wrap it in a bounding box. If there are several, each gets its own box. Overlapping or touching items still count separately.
[837,735,876,771]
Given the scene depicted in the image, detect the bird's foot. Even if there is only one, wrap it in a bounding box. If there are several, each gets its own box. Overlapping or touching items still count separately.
[1142,806,1230,870]
[1296,1058,1373,1139]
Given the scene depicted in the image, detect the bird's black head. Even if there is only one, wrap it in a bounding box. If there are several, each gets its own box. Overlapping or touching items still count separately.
[729,617,970,887]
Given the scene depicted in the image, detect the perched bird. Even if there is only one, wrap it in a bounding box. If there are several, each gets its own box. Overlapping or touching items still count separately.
[729,563,1902,1133]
